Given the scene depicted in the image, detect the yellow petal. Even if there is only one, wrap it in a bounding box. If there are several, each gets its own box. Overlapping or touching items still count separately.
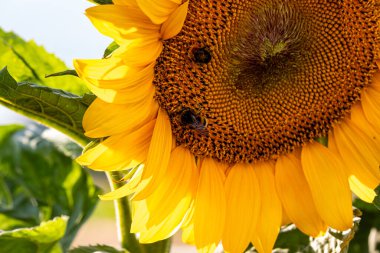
[74,58,155,90]
[222,163,260,253]
[76,119,155,171]
[181,203,195,245]
[99,165,144,200]
[114,37,163,67]
[281,206,291,226]
[330,120,380,202]
[74,57,129,88]
[86,5,159,43]
[182,224,195,245]
[275,152,327,237]
[83,97,158,138]
[350,103,380,146]
[361,87,380,130]
[143,147,197,227]
[74,58,155,104]
[112,0,138,7]
[139,193,193,243]
[252,162,282,253]
[132,109,173,200]
[86,77,155,104]
[136,0,180,24]
[334,120,380,181]
[348,175,377,203]
[194,158,226,252]
[328,134,376,203]
[130,199,149,232]
[161,1,189,40]
[197,245,217,253]
[301,142,353,231]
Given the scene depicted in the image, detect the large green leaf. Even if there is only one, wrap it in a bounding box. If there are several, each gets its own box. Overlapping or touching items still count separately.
[0,124,100,251]
[0,27,88,95]
[0,67,94,145]
[0,216,68,253]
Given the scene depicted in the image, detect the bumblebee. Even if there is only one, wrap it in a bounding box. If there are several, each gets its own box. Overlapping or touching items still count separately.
[179,108,208,133]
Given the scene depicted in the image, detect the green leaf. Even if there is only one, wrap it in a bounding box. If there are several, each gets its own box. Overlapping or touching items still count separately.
[0,124,25,210]
[0,67,94,145]
[45,70,78,78]
[70,245,128,253]
[0,213,31,230]
[88,0,114,4]
[103,41,120,58]
[0,28,88,95]
[0,124,100,251]
[0,216,68,253]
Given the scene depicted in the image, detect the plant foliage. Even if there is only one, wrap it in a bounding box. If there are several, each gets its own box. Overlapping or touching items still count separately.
[0,124,100,252]
[0,67,94,144]
[0,28,87,95]
[0,216,68,253]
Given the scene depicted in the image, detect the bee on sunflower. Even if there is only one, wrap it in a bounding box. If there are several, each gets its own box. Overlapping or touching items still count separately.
[74,0,380,252]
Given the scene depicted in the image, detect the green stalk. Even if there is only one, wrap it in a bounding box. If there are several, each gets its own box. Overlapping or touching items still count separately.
[106,172,142,253]
[142,240,172,253]
[106,172,172,253]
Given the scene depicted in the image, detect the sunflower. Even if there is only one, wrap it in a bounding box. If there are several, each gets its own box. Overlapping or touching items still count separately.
[74,0,380,252]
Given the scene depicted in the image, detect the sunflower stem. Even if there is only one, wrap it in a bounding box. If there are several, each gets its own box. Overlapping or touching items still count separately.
[142,239,172,253]
[105,172,172,253]
[106,171,143,253]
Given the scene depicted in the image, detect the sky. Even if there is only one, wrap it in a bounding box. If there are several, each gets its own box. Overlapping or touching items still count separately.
[0,0,111,66]
[0,0,111,124]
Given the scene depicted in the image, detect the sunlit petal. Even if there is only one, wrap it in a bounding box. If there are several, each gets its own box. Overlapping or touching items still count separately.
[194,158,226,252]
[86,5,159,43]
[133,109,173,200]
[301,142,353,231]
[275,152,327,237]
[161,1,189,40]
[222,163,260,253]
[252,162,282,253]
[83,97,158,138]
[136,0,180,24]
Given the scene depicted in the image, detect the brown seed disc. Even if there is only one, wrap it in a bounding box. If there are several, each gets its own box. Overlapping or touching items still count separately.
[154,0,380,163]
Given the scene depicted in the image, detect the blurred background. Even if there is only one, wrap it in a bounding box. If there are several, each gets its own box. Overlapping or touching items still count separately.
[0,0,195,252]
